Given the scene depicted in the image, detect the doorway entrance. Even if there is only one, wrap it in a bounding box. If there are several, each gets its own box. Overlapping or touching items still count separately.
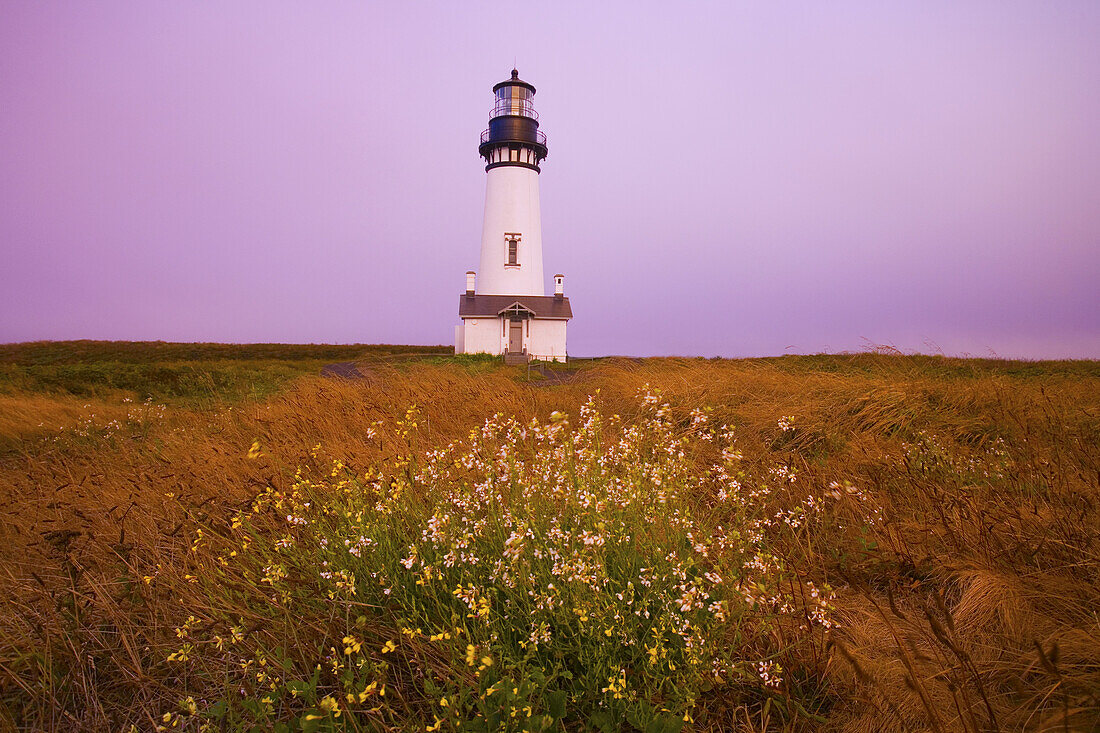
[508,319,523,354]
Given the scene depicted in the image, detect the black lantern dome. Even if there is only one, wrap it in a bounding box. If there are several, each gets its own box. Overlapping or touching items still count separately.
[479,69,548,171]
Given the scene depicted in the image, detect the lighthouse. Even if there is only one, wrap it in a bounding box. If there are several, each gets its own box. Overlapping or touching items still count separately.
[455,70,571,363]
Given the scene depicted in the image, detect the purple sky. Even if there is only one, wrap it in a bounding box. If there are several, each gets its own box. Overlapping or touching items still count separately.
[2,2,1098,358]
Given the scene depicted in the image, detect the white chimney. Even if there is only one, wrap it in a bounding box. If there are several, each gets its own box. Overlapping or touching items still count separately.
[466,270,476,296]
[554,273,564,300]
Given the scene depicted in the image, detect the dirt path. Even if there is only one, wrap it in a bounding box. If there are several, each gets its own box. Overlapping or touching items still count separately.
[320,361,368,379]
[321,359,585,387]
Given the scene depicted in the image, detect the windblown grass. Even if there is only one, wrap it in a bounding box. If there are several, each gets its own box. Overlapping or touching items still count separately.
[0,347,1097,731]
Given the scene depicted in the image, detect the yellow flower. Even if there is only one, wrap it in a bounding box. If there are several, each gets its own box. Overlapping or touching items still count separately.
[355,681,379,702]
[426,716,444,732]
[319,695,340,717]
[602,669,628,700]
[381,639,397,654]
[342,635,362,655]
[247,440,263,459]
[465,644,477,666]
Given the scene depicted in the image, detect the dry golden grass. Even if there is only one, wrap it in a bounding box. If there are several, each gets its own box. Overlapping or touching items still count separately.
[0,353,1097,730]
[0,395,130,446]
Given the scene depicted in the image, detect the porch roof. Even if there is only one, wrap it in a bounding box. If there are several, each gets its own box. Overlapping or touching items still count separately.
[458,294,572,320]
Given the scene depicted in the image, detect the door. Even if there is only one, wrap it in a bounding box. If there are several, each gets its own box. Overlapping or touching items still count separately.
[508,319,523,353]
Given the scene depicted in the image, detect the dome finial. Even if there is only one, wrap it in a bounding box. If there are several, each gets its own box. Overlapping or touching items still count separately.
[511,68,519,79]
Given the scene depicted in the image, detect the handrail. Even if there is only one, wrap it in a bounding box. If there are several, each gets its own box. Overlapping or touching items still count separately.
[481,129,547,146]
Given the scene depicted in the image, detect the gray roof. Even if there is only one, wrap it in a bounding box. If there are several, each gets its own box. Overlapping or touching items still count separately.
[459,294,572,320]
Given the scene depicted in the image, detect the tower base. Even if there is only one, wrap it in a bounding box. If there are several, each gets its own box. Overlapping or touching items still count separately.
[457,293,570,363]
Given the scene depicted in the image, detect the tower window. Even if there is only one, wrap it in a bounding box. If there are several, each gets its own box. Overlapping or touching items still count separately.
[505,233,521,266]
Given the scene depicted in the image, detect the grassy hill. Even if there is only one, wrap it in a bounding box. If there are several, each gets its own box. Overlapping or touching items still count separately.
[0,343,1096,731]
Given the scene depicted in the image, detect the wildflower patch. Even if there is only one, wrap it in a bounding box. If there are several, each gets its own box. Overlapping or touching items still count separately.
[169,389,840,730]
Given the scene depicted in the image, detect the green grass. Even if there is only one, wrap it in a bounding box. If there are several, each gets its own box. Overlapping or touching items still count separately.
[0,341,449,365]
[4,342,1093,406]
[0,341,451,404]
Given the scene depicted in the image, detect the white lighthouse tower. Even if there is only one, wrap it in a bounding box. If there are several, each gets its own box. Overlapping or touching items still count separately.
[455,70,571,363]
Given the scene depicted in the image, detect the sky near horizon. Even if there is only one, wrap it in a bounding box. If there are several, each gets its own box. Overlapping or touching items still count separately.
[1,2,1098,358]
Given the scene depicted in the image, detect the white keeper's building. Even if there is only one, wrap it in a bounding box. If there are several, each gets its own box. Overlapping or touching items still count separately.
[455,70,572,363]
